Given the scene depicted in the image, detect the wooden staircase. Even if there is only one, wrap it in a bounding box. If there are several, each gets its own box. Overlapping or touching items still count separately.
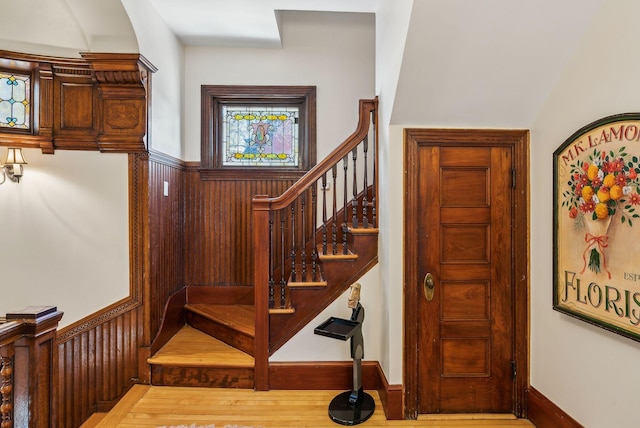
[148,98,378,390]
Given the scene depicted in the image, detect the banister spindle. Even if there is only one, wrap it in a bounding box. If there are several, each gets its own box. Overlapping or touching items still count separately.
[332,165,338,255]
[280,211,286,309]
[268,216,275,309]
[322,173,328,255]
[362,136,369,228]
[300,192,307,281]
[290,203,297,282]
[371,110,377,228]
[352,146,359,229]
[311,184,318,281]
[343,154,349,255]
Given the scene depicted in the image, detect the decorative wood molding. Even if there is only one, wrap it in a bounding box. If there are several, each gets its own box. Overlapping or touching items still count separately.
[0,352,14,428]
[527,387,584,428]
[0,50,156,153]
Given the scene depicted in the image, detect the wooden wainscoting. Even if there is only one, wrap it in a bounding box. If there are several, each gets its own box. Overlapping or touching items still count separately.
[56,305,144,426]
[147,151,186,340]
[55,151,188,427]
[184,164,299,287]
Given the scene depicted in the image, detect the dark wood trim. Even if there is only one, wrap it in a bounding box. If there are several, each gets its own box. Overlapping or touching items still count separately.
[376,363,403,420]
[200,85,316,174]
[269,361,402,419]
[403,129,530,418]
[527,387,584,428]
[149,287,186,356]
[0,50,155,153]
[148,149,185,169]
[253,196,271,391]
[269,361,381,390]
[186,285,254,305]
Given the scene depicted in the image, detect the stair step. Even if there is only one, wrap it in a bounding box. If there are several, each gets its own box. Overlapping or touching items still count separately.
[269,307,296,314]
[287,266,327,288]
[317,244,358,261]
[185,303,255,357]
[348,225,379,235]
[148,325,254,388]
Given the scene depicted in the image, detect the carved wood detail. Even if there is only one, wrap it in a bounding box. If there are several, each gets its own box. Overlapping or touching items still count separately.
[0,353,13,428]
[0,50,155,153]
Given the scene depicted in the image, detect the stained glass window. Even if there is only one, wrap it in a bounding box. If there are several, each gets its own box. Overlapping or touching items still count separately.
[0,71,31,130]
[222,105,299,167]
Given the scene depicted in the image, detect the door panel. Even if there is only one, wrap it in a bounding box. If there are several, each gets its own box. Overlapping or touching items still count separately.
[417,145,514,414]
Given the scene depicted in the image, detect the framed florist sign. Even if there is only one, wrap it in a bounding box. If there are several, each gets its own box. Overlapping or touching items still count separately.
[554,113,640,341]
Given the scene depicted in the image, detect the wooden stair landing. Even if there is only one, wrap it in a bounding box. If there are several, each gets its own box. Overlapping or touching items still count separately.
[185,303,255,356]
[148,325,254,388]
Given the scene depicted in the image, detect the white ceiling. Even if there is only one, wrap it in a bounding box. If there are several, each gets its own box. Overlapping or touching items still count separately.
[0,0,607,128]
[148,0,380,48]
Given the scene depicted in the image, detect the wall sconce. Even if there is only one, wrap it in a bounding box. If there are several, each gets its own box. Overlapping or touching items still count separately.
[1,148,27,184]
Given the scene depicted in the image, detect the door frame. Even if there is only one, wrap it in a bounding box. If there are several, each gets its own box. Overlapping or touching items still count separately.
[403,128,530,419]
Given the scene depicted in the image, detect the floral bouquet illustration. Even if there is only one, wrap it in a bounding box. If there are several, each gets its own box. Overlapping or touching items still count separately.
[562,147,640,278]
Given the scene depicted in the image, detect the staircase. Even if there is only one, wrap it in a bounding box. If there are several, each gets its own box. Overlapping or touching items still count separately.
[148,98,378,390]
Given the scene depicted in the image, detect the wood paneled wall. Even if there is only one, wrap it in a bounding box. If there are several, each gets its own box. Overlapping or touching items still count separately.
[184,168,297,287]
[56,305,143,426]
[148,152,186,340]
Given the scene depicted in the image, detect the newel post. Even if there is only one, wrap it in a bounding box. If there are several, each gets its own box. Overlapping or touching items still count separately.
[6,306,63,428]
[252,195,271,391]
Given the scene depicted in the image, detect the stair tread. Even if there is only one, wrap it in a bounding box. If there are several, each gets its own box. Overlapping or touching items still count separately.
[317,243,358,261]
[185,303,255,336]
[148,325,254,367]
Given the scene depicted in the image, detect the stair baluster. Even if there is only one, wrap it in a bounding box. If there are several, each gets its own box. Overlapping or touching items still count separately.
[269,216,275,309]
[371,110,377,228]
[362,136,369,228]
[292,204,299,282]
[301,192,307,281]
[311,184,318,282]
[280,213,286,309]
[251,98,378,391]
[352,146,359,229]
[332,165,338,255]
[322,173,328,255]
[342,155,349,255]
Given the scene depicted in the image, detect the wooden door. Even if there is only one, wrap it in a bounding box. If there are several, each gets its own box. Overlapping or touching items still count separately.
[404,129,529,417]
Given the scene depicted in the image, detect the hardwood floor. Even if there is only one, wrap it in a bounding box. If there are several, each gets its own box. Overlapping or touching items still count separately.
[85,385,534,428]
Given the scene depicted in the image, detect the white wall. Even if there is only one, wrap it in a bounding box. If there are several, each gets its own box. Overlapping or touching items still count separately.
[374,0,414,385]
[530,0,640,426]
[183,11,375,162]
[182,10,377,361]
[122,0,184,158]
[0,149,129,328]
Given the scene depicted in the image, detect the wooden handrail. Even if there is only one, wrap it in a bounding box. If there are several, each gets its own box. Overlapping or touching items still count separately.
[252,97,378,391]
[254,98,377,211]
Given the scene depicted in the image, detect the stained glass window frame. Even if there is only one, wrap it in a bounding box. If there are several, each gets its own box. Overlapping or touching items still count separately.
[201,85,316,180]
[0,69,32,132]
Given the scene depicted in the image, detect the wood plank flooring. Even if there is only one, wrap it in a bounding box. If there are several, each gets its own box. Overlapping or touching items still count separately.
[147,325,253,368]
[86,385,534,428]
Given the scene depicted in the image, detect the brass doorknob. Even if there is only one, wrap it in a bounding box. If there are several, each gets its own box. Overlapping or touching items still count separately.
[423,272,435,301]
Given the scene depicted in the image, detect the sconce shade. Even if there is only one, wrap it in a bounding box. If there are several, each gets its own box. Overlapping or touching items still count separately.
[4,148,27,165]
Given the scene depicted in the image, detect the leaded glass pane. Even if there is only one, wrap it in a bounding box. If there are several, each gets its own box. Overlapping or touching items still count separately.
[0,71,31,130]
[222,105,299,167]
